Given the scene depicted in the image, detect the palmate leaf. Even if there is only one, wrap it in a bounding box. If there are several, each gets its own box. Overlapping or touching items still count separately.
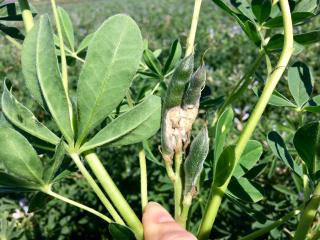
[81,96,161,152]
[0,127,44,184]
[1,80,59,145]
[76,14,143,144]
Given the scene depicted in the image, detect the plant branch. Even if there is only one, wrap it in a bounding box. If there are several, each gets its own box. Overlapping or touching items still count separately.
[198,1,294,239]
[84,152,144,240]
[294,182,320,240]
[185,0,203,57]
[177,193,192,228]
[45,189,112,223]
[174,151,183,219]
[69,153,125,225]
[139,146,148,211]
[18,0,34,33]
[4,35,22,49]
[240,204,303,240]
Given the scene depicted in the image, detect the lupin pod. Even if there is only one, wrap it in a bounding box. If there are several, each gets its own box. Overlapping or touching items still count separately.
[183,127,209,196]
[182,64,206,108]
[163,55,194,110]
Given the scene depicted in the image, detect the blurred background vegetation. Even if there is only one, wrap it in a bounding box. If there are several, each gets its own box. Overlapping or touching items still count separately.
[0,0,319,239]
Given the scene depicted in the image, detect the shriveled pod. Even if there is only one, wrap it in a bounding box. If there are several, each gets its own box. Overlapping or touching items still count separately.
[184,127,209,196]
[161,55,194,161]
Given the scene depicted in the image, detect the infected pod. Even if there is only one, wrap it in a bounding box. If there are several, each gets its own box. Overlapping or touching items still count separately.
[161,55,194,160]
[183,127,209,196]
[182,64,206,108]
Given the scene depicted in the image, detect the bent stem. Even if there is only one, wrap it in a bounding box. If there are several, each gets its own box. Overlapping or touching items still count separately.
[294,182,320,240]
[197,1,294,239]
[240,204,303,240]
[18,0,34,32]
[69,153,124,225]
[185,0,203,57]
[84,152,144,240]
[44,189,112,223]
[139,147,148,211]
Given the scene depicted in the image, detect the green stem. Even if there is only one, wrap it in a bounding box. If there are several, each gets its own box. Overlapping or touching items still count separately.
[294,183,320,240]
[18,0,34,32]
[177,193,192,228]
[50,0,74,131]
[240,204,303,240]
[139,147,148,211]
[45,189,112,223]
[4,35,22,49]
[69,153,125,225]
[185,0,203,57]
[84,152,144,240]
[174,151,183,219]
[198,1,293,239]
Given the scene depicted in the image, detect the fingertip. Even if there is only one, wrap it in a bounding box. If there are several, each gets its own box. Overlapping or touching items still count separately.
[143,202,174,224]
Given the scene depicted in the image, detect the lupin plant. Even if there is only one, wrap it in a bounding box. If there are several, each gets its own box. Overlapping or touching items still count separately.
[0,0,320,239]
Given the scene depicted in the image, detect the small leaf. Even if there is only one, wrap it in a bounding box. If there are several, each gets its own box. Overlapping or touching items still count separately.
[213,108,234,175]
[264,12,315,28]
[36,15,74,144]
[228,177,264,203]
[43,139,66,183]
[0,127,44,183]
[81,96,161,151]
[252,0,272,23]
[163,39,182,74]
[294,31,320,46]
[267,131,302,176]
[269,90,296,107]
[184,127,209,195]
[213,145,236,187]
[76,14,143,144]
[109,223,135,240]
[293,122,319,175]
[76,33,94,54]
[294,0,318,13]
[0,172,41,192]
[143,49,163,77]
[57,7,75,51]
[1,80,59,145]
[233,140,263,178]
[288,61,314,107]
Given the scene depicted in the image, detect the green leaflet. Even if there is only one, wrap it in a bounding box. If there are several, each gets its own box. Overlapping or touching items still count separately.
[21,19,45,108]
[1,80,59,145]
[109,223,135,240]
[43,139,66,183]
[0,127,44,184]
[76,33,94,54]
[214,145,236,187]
[57,7,75,51]
[251,0,272,23]
[288,61,314,107]
[76,14,143,144]
[36,15,74,144]
[228,177,264,203]
[163,39,182,74]
[0,172,41,192]
[81,96,161,152]
[233,140,263,178]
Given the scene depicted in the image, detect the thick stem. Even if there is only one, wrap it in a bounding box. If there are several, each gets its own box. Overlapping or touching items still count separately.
[240,204,303,240]
[139,147,148,211]
[174,151,183,219]
[294,183,320,240]
[69,153,124,225]
[185,0,203,57]
[18,0,34,32]
[177,193,193,228]
[45,190,112,223]
[198,1,293,239]
[84,152,144,240]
